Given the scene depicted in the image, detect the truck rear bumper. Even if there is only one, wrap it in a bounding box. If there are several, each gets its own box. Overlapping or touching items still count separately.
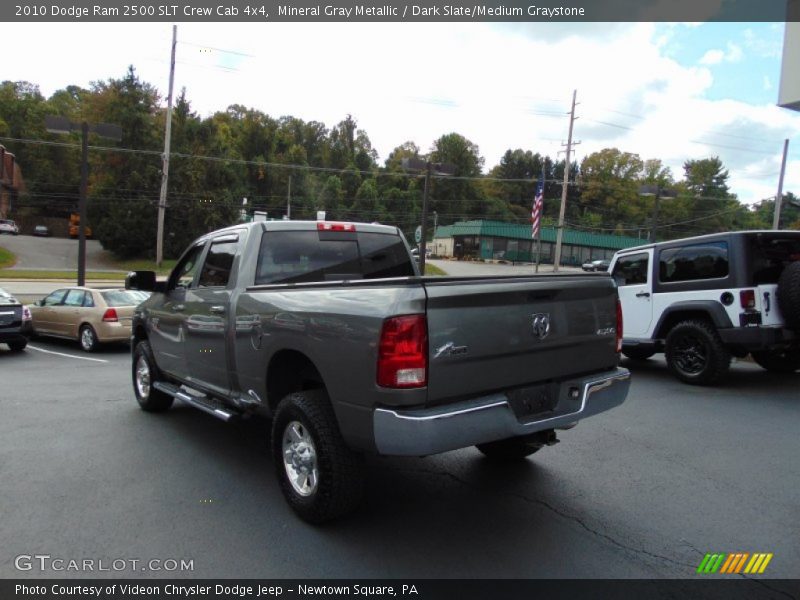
[373,367,630,456]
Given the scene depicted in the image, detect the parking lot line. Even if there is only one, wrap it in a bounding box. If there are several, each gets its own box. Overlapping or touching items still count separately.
[27,345,110,363]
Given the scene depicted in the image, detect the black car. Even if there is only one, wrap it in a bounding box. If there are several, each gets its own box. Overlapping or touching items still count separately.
[0,288,31,351]
[32,225,52,237]
[582,259,611,272]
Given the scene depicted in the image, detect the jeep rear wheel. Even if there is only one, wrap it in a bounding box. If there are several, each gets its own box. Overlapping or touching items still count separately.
[271,390,365,524]
[751,349,800,373]
[665,320,730,385]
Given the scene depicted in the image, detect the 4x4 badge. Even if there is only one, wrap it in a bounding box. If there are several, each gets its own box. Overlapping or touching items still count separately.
[531,313,550,339]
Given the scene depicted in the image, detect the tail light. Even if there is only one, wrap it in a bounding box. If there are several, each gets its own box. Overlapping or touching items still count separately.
[102,308,118,322]
[616,299,623,353]
[22,306,31,322]
[377,315,428,388]
[740,290,756,309]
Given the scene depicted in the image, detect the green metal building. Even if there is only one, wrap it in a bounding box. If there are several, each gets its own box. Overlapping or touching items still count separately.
[431,220,647,266]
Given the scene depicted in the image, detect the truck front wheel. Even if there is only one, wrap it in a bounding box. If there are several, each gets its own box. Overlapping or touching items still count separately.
[272,390,364,523]
[132,341,174,412]
[665,320,730,385]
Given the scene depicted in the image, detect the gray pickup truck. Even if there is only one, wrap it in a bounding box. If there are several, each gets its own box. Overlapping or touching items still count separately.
[126,220,630,522]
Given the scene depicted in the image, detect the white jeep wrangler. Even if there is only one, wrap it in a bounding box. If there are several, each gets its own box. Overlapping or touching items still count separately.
[610,231,800,385]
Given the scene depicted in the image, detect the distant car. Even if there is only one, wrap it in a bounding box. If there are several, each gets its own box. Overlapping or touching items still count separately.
[32,225,52,237]
[0,219,19,235]
[0,287,32,351]
[29,287,150,352]
[582,259,611,272]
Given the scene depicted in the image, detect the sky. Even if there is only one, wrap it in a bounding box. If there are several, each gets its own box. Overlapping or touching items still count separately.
[3,21,799,206]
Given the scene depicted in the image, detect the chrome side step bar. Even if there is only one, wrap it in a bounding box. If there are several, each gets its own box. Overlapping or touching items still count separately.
[153,382,239,422]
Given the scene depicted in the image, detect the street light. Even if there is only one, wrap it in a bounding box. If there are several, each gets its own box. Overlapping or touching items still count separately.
[45,115,122,286]
[639,184,676,243]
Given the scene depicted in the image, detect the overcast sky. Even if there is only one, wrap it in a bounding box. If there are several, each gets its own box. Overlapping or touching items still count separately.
[4,21,799,204]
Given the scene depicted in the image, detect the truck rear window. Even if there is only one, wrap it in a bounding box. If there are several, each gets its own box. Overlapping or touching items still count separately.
[255,230,414,285]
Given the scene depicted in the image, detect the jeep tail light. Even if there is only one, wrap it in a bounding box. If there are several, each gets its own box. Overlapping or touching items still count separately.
[377,314,428,388]
[22,306,31,322]
[740,290,756,309]
[102,308,119,322]
[317,222,356,232]
[616,299,623,353]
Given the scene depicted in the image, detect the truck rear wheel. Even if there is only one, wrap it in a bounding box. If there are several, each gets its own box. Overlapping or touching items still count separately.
[476,437,542,460]
[665,320,730,385]
[271,390,364,523]
[132,341,174,412]
[751,349,800,373]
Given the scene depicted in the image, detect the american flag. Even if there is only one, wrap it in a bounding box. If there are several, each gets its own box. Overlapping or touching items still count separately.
[531,179,544,238]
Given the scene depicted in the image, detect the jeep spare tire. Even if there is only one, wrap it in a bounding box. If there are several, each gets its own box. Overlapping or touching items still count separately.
[777,261,800,330]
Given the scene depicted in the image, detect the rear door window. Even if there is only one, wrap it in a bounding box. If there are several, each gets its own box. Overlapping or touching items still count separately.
[63,290,86,307]
[612,253,649,286]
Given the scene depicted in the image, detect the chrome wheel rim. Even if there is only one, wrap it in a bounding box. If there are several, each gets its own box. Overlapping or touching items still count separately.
[81,327,94,350]
[135,355,151,399]
[282,421,318,497]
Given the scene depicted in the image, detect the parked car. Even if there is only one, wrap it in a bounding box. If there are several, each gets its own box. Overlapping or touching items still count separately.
[0,287,32,351]
[0,219,19,235]
[582,259,611,272]
[610,231,800,384]
[126,220,629,522]
[32,225,52,237]
[29,287,150,352]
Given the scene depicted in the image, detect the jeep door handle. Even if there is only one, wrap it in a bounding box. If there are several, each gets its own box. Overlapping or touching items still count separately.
[172,304,185,312]
[635,292,651,298]
[209,305,226,314]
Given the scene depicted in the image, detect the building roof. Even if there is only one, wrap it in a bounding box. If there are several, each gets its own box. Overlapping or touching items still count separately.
[433,220,646,250]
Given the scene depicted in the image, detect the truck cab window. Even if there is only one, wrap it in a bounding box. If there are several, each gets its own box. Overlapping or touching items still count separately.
[198,241,238,288]
[169,244,205,290]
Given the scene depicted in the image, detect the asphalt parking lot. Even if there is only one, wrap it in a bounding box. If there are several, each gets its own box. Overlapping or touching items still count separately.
[1,336,798,591]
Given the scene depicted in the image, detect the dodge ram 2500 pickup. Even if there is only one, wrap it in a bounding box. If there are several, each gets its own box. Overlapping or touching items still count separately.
[126,220,630,522]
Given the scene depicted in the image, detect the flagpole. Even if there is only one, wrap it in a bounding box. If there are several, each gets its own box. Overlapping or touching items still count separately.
[534,166,545,273]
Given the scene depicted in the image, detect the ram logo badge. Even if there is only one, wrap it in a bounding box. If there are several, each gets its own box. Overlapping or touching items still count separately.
[531,313,550,339]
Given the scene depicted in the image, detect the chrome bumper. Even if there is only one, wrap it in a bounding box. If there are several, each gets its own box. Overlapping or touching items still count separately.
[373,367,631,456]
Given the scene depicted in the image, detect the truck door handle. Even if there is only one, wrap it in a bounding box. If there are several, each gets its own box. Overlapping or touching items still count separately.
[635,292,651,298]
[209,305,226,314]
[172,304,185,312]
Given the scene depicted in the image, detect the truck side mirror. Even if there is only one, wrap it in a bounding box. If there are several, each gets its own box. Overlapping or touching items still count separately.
[126,270,157,292]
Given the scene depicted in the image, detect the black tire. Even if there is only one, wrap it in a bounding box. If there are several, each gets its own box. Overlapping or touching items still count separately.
[751,349,800,373]
[622,347,655,361]
[271,390,364,524]
[476,436,542,460]
[777,261,800,330]
[665,320,730,385]
[132,341,174,412]
[7,339,27,352]
[79,324,98,352]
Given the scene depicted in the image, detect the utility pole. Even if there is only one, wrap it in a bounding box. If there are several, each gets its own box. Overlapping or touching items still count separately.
[772,138,790,230]
[77,122,89,287]
[420,162,432,274]
[156,24,177,268]
[287,175,292,219]
[45,116,121,287]
[553,89,578,272]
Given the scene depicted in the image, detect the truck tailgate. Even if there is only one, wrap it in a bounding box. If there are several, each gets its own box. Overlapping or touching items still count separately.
[423,275,619,404]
